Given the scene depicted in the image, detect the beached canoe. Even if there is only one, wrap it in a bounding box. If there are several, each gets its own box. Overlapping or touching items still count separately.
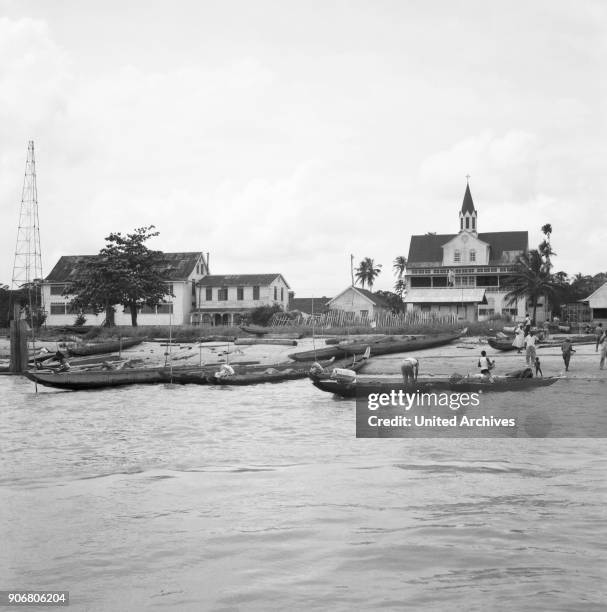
[289,329,466,362]
[311,374,559,397]
[487,337,518,351]
[234,338,297,346]
[68,337,144,356]
[240,325,270,335]
[24,367,168,390]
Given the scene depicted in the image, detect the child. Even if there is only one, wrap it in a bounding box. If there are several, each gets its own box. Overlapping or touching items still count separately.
[534,356,543,377]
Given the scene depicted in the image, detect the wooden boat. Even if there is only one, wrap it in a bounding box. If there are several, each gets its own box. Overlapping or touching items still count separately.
[289,329,467,362]
[487,337,518,351]
[240,325,270,335]
[23,367,168,390]
[207,355,368,386]
[234,338,297,346]
[68,337,144,356]
[311,374,559,397]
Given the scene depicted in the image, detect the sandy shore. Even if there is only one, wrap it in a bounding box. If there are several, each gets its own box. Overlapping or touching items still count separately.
[1,334,604,379]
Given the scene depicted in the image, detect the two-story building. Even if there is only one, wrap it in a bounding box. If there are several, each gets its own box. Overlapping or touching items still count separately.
[43,252,209,326]
[404,183,548,322]
[190,274,291,326]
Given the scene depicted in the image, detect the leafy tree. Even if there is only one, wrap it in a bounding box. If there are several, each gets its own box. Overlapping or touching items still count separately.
[392,255,407,296]
[66,226,170,327]
[248,304,282,326]
[355,257,382,290]
[394,277,407,299]
[374,290,405,314]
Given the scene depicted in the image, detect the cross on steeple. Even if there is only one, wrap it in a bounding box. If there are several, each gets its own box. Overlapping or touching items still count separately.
[465,174,470,183]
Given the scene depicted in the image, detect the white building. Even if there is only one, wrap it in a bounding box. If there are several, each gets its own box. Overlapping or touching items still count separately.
[43,252,209,326]
[404,183,549,322]
[326,286,390,321]
[583,282,607,323]
[190,274,291,326]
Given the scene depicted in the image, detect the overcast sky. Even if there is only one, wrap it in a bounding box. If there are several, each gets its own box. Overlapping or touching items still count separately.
[1,0,605,296]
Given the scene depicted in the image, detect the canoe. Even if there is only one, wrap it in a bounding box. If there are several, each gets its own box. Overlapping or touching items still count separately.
[234,338,297,346]
[240,325,270,335]
[68,337,144,356]
[207,355,368,386]
[311,374,559,397]
[23,367,168,390]
[289,329,467,362]
[487,337,518,351]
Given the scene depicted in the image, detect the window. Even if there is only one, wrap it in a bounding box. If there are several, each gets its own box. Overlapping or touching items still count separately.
[157,303,173,314]
[50,284,67,295]
[281,287,284,301]
[274,286,277,300]
[465,217,470,229]
[50,303,67,315]
[237,287,244,300]
[218,288,228,301]
[253,286,260,300]
[165,283,173,296]
[454,250,461,263]
[460,218,463,230]
[360,310,369,318]
[206,288,213,301]
[472,217,476,230]
[469,249,476,263]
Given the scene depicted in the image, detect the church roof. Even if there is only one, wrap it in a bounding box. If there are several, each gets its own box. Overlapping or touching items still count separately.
[407,231,528,264]
[460,183,476,214]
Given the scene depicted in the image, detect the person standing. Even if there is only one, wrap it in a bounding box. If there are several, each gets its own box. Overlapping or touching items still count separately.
[525,331,537,366]
[599,330,607,370]
[512,324,525,354]
[561,338,576,372]
[596,323,604,352]
[400,357,419,385]
[523,314,532,336]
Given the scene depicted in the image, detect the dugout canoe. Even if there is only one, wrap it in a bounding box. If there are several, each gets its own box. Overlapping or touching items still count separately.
[68,337,144,356]
[288,329,466,362]
[487,337,518,351]
[240,325,270,335]
[310,374,559,397]
[234,338,297,346]
[207,355,368,386]
[23,366,168,390]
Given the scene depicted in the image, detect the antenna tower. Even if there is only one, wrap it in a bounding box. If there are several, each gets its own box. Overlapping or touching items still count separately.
[10,141,44,315]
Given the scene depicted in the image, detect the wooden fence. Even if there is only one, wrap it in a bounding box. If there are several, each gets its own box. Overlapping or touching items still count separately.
[270,309,458,328]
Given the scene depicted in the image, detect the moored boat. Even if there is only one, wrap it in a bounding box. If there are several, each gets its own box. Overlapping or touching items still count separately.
[68,337,144,356]
[24,367,168,390]
[311,374,560,397]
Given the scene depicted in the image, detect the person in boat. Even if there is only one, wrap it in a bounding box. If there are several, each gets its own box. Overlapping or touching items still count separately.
[524,331,538,366]
[309,362,326,376]
[52,351,71,373]
[561,338,576,372]
[477,350,495,378]
[534,356,543,377]
[401,357,419,385]
[596,323,604,352]
[214,364,235,379]
[512,324,525,354]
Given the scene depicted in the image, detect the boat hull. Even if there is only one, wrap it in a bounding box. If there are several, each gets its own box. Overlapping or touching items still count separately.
[24,367,167,390]
[68,338,144,356]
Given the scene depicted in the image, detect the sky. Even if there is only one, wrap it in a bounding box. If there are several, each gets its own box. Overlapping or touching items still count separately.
[1,0,605,297]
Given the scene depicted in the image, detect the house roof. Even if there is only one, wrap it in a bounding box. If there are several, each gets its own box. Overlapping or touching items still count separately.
[197,274,290,289]
[404,288,488,304]
[288,297,332,314]
[45,252,204,282]
[584,282,607,308]
[327,286,391,309]
[407,231,528,264]
[461,183,476,214]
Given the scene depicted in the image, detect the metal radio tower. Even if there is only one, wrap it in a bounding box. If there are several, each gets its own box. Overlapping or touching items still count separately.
[10,141,44,312]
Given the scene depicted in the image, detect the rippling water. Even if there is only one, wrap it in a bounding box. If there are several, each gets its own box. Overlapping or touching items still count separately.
[1,376,605,611]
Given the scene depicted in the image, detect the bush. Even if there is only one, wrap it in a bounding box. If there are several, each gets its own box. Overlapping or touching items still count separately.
[74,313,87,327]
[248,304,283,326]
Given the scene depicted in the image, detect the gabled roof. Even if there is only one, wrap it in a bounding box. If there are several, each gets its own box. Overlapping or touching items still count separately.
[584,282,607,308]
[45,252,204,282]
[288,297,332,314]
[461,183,476,214]
[404,288,487,304]
[328,286,391,309]
[407,231,528,264]
[197,274,290,289]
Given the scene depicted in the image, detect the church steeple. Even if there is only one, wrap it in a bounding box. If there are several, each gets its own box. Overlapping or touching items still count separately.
[459,179,477,234]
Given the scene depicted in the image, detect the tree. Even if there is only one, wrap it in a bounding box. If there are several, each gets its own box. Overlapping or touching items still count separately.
[355,257,382,290]
[503,249,558,324]
[392,255,407,296]
[66,226,170,327]
[374,290,405,314]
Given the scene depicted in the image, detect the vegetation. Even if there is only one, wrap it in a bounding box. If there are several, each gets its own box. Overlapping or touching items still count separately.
[0,282,46,329]
[65,226,170,327]
[247,304,283,326]
[374,290,405,314]
[354,257,382,289]
[392,255,407,297]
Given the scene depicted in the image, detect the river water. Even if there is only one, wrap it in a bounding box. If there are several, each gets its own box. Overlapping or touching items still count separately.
[1,375,605,611]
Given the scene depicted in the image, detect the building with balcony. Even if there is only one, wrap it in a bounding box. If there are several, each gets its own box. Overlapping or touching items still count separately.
[404,183,548,322]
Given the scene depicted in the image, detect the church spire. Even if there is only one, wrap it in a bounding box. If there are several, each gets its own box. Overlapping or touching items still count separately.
[459,179,477,233]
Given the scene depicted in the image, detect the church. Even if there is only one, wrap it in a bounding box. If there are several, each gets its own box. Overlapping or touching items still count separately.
[404,183,548,322]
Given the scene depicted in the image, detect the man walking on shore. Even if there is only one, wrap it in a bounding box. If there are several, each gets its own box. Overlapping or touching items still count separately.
[561,338,576,372]
[525,331,537,366]
[596,323,604,352]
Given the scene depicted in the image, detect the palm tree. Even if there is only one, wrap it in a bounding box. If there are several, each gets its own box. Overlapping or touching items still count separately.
[355,257,382,290]
[502,249,558,324]
[392,255,407,277]
[394,277,407,298]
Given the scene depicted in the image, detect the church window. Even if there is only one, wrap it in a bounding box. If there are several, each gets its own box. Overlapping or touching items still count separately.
[465,217,470,229]
[460,217,463,230]
[472,217,476,230]
[469,249,476,262]
[454,250,461,263]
